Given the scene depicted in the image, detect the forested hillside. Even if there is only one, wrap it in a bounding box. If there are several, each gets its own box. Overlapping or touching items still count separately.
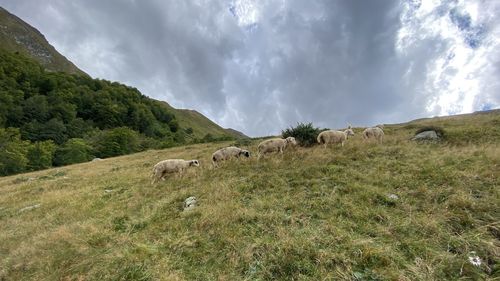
[0,49,233,176]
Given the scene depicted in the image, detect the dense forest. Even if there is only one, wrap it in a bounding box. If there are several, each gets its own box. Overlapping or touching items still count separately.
[0,49,231,176]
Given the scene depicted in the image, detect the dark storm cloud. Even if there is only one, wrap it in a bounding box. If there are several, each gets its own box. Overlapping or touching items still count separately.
[1,0,499,136]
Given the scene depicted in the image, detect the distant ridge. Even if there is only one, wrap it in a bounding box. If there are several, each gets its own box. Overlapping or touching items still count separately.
[0,7,86,75]
[159,101,247,139]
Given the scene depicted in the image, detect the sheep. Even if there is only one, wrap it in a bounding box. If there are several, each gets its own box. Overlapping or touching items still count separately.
[151,159,199,184]
[257,137,297,158]
[376,124,385,130]
[212,146,250,167]
[362,127,384,143]
[317,126,355,148]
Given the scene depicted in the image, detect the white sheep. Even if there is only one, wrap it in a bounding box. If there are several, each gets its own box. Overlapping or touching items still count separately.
[212,146,250,167]
[151,159,199,184]
[376,124,384,130]
[317,126,355,148]
[257,137,297,158]
[362,127,384,143]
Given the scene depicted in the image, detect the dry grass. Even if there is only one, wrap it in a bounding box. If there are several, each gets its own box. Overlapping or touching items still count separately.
[0,111,499,280]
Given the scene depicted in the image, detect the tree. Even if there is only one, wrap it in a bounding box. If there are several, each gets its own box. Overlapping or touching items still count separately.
[22,118,67,144]
[22,95,49,122]
[0,128,29,176]
[26,141,56,171]
[54,138,94,166]
[93,127,140,158]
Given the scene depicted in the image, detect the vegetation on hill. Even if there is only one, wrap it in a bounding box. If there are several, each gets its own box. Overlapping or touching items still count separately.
[0,49,236,176]
[0,110,498,280]
[282,122,323,147]
[160,102,247,141]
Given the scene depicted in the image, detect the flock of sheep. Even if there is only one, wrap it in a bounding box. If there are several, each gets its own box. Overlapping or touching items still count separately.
[151,125,385,184]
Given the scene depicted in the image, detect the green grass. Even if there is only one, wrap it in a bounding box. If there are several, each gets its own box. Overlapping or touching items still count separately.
[159,101,244,140]
[0,111,499,280]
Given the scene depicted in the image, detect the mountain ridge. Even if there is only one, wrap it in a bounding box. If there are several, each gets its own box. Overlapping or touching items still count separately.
[0,7,86,75]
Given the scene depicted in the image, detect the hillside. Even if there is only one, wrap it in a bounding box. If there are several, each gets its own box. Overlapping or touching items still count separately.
[0,6,243,143]
[0,110,498,280]
[0,7,85,75]
[160,101,248,140]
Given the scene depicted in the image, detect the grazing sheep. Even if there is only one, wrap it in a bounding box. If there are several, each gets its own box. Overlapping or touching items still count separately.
[151,159,199,184]
[212,146,250,167]
[257,137,297,158]
[376,124,385,130]
[317,126,355,148]
[363,127,384,143]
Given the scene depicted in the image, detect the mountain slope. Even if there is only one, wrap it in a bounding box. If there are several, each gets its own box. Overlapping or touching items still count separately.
[160,101,248,139]
[0,110,498,280]
[0,6,245,141]
[0,7,86,75]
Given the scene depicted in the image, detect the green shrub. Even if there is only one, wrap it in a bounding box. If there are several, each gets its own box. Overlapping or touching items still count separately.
[281,122,321,147]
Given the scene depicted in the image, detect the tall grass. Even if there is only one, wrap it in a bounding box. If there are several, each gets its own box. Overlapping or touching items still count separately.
[0,111,499,280]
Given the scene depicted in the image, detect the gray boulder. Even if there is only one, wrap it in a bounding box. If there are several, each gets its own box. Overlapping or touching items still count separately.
[412,130,439,141]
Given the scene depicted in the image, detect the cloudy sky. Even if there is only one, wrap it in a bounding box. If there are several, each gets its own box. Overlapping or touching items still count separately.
[1,0,499,136]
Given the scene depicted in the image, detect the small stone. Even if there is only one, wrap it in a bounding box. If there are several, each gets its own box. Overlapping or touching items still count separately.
[104,189,113,193]
[183,196,197,211]
[19,204,41,213]
[92,158,103,162]
[387,194,399,200]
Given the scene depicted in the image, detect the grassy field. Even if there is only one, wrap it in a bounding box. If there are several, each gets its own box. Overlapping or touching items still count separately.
[0,111,499,280]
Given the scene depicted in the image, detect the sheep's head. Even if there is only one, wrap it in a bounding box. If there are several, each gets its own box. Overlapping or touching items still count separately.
[285,137,297,146]
[190,160,200,167]
[240,150,250,158]
[345,127,355,137]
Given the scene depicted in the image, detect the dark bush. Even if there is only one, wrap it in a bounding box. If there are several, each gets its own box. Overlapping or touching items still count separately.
[282,122,321,147]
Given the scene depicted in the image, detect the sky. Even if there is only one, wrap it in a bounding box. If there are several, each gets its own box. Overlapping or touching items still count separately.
[1,0,499,136]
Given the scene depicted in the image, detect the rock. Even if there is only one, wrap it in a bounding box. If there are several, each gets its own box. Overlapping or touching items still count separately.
[387,194,399,200]
[412,130,439,141]
[104,189,113,193]
[19,204,41,213]
[92,158,103,162]
[183,196,197,211]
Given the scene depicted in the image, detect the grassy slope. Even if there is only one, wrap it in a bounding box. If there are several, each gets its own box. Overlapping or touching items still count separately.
[0,111,499,280]
[0,7,86,76]
[160,101,246,139]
